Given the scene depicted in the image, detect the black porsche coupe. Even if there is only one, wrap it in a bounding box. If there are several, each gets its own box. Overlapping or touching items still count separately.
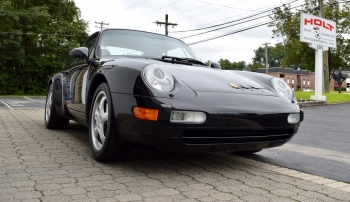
[45,29,303,162]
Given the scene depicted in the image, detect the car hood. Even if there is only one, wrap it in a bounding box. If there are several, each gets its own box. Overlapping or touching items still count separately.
[162,64,276,96]
[100,57,276,96]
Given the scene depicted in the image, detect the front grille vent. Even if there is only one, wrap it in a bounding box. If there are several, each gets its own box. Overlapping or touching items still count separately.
[182,129,293,145]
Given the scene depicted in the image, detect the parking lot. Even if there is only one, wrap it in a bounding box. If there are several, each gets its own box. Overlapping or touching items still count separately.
[0,97,46,110]
[1,109,350,201]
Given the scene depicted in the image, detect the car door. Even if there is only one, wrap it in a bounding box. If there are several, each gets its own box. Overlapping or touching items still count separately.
[65,33,98,118]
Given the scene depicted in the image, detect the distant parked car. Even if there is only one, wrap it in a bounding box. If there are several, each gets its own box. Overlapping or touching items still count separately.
[44,29,303,162]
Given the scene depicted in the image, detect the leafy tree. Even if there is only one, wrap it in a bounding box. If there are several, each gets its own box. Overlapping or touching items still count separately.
[218,59,232,69]
[251,43,284,68]
[218,59,247,70]
[269,0,350,92]
[0,0,88,95]
[232,61,246,70]
[247,63,265,72]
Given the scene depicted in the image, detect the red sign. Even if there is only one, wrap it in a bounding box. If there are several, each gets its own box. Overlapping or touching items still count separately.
[304,18,334,31]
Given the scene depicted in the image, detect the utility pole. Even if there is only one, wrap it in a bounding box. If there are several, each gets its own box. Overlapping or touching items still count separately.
[263,42,271,74]
[95,21,109,30]
[318,0,330,93]
[154,14,178,36]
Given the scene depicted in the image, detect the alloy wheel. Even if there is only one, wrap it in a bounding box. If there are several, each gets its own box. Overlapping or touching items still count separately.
[91,91,109,151]
[45,91,52,122]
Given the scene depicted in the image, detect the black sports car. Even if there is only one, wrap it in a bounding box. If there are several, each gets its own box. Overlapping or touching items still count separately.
[45,29,303,162]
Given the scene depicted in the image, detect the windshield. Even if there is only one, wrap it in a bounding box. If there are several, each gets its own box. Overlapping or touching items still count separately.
[97,30,199,60]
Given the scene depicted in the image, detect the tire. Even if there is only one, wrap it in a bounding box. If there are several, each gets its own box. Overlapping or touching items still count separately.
[89,82,127,162]
[45,84,70,129]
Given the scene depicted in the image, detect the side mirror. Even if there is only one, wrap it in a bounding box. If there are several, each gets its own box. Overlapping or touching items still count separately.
[69,47,88,59]
[210,61,221,69]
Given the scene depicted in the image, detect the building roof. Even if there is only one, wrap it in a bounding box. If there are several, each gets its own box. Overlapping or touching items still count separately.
[257,67,310,75]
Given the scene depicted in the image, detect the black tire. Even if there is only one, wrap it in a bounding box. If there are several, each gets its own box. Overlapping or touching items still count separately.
[89,82,127,162]
[45,84,70,129]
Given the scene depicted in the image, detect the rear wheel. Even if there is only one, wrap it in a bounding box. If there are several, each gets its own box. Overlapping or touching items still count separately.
[45,84,69,129]
[89,82,127,162]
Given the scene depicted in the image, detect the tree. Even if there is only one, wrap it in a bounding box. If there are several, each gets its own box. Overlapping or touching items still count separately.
[218,59,247,70]
[0,0,88,95]
[218,59,232,69]
[251,43,285,68]
[269,0,350,92]
[247,63,265,72]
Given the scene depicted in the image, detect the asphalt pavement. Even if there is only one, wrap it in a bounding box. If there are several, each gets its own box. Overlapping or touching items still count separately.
[243,103,350,183]
[0,96,46,110]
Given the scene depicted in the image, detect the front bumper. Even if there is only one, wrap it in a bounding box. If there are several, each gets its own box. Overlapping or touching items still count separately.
[112,92,303,152]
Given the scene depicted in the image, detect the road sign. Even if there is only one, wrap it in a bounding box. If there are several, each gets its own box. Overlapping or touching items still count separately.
[300,13,336,49]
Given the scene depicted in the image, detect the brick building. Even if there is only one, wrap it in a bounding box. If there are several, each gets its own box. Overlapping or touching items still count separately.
[256,67,350,91]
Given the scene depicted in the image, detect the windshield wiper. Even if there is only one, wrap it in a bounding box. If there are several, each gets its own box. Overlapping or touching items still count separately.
[161,56,207,66]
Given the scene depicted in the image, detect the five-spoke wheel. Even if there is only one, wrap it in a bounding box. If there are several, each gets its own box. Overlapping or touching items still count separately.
[89,83,127,161]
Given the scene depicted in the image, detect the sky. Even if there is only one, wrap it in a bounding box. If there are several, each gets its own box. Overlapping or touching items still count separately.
[73,0,305,64]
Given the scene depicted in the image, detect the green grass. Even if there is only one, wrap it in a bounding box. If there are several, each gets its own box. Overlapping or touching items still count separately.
[294,91,350,103]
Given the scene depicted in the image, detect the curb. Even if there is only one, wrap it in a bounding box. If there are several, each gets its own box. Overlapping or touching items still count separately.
[298,101,350,107]
[298,101,327,107]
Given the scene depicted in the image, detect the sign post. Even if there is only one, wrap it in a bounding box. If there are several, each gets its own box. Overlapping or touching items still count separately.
[300,13,336,101]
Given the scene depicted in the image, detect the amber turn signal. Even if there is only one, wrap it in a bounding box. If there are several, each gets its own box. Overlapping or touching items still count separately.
[133,107,159,121]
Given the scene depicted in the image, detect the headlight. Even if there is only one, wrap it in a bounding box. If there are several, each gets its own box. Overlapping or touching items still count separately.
[142,64,174,92]
[271,78,293,99]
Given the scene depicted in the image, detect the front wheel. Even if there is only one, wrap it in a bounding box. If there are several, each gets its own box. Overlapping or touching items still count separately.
[89,83,127,162]
[45,84,69,129]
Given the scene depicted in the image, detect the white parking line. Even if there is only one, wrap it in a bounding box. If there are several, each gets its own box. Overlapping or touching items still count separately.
[24,97,36,101]
[0,101,14,110]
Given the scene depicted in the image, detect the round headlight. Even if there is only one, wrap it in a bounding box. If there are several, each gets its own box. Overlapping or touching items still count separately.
[271,78,293,99]
[143,64,174,92]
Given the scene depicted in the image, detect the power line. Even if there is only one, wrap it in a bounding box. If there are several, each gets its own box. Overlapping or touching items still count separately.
[187,20,273,45]
[179,13,272,39]
[171,0,299,33]
[0,10,49,16]
[192,0,256,11]
[174,0,254,22]
[0,32,86,36]
[182,0,302,31]
[171,0,222,17]
[194,45,256,53]
[137,0,223,29]
[117,0,149,14]
[186,1,307,45]
[128,0,182,20]
[179,2,305,40]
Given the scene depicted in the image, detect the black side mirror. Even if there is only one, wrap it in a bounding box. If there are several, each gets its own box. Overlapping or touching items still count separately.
[69,47,88,60]
[210,62,221,69]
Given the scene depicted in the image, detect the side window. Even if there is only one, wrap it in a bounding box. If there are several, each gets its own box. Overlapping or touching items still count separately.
[84,38,97,58]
